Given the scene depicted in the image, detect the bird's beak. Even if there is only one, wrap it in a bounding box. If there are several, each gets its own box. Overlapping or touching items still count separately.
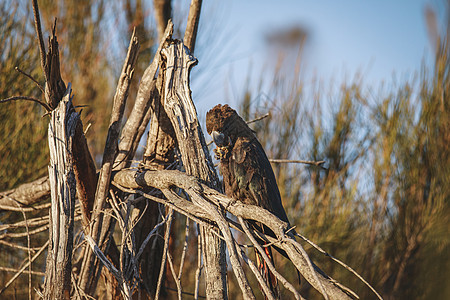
[211,131,226,146]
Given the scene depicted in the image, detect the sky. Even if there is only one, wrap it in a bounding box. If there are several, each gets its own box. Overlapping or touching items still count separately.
[189,0,436,114]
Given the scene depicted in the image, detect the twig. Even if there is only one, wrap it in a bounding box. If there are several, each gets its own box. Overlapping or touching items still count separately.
[194,224,202,300]
[269,159,326,168]
[0,201,51,212]
[0,215,48,231]
[0,224,48,239]
[17,205,32,300]
[166,250,182,300]
[155,208,174,300]
[235,242,276,300]
[184,0,203,53]
[165,286,206,299]
[15,67,44,93]
[0,240,49,295]
[0,240,40,252]
[135,212,169,261]
[177,217,190,281]
[246,113,270,124]
[0,96,51,112]
[31,0,46,79]
[294,232,382,300]
[0,267,44,276]
[238,217,302,300]
[84,234,122,281]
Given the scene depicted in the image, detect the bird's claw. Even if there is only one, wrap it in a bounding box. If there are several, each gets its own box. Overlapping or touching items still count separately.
[214,146,230,160]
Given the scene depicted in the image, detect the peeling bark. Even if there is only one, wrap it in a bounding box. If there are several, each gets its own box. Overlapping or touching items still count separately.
[44,85,77,300]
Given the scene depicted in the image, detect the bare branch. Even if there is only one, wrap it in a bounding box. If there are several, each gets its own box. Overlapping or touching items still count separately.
[31,0,46,78]
[14,67,45,93]
[246,113,270,125]
[0,176,50,209]
[184,0,203,53]
[269,159,326,168]
[115,21,174,170]
[0,240,49,295]
[78,29,140,295]
[238,217,302,300]
[112,168,359,299]
[155,208,174,300]
[0,96,51,111]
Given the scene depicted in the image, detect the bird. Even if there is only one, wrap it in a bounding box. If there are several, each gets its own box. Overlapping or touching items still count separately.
[206,104,294,299]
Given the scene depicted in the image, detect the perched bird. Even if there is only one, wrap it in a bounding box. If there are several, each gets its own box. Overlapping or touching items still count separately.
[206,104,293,299]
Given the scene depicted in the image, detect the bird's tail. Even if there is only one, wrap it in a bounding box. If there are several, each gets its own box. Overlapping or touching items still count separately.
[256,245,280,299]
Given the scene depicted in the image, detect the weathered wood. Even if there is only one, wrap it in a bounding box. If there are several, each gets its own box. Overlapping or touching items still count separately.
[160,41,231,300]
[72,120,97,226]
[139,64,173,298]
[112,169,357,300]
[161,42,218,187]
[184,0,203,53]
[44,84,77,299]
[0,177,50,209]
[115,21,174,170]
[77,30,139,297]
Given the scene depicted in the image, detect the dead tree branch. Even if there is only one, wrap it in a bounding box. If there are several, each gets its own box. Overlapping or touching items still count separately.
[78,29,140,296]
[160,40,230,299]
[0,241,49,296]
[115,21,173,170]
[112,168,358,300]
[44,84,77,299]
[184,0,203,53]
[0,176,50,209]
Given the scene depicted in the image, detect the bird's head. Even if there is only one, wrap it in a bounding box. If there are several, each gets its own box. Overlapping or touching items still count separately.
[206,104,236,147]
[206,104,250,160]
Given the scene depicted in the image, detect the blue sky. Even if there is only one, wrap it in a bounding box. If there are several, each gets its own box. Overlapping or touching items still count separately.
[190,0,435,113]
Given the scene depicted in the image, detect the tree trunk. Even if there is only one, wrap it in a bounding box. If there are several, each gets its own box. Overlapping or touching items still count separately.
[161,40,228,299]
[44,84,77,299]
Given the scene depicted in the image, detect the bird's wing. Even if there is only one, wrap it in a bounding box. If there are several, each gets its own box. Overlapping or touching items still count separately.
[229,137,289,224]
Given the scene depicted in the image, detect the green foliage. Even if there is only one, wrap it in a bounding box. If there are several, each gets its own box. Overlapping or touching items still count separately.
[238,9,449,300]
[0,1,47,190]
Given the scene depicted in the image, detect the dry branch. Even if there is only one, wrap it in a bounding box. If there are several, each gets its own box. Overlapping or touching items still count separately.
[160,40,230,299]
[78,29,140,296]
[44,84,77,299]
[0,241,49,296]
[0,176,50,209]
[184,0,203,53]
[115,21,174,170]
[112,168,358,300]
